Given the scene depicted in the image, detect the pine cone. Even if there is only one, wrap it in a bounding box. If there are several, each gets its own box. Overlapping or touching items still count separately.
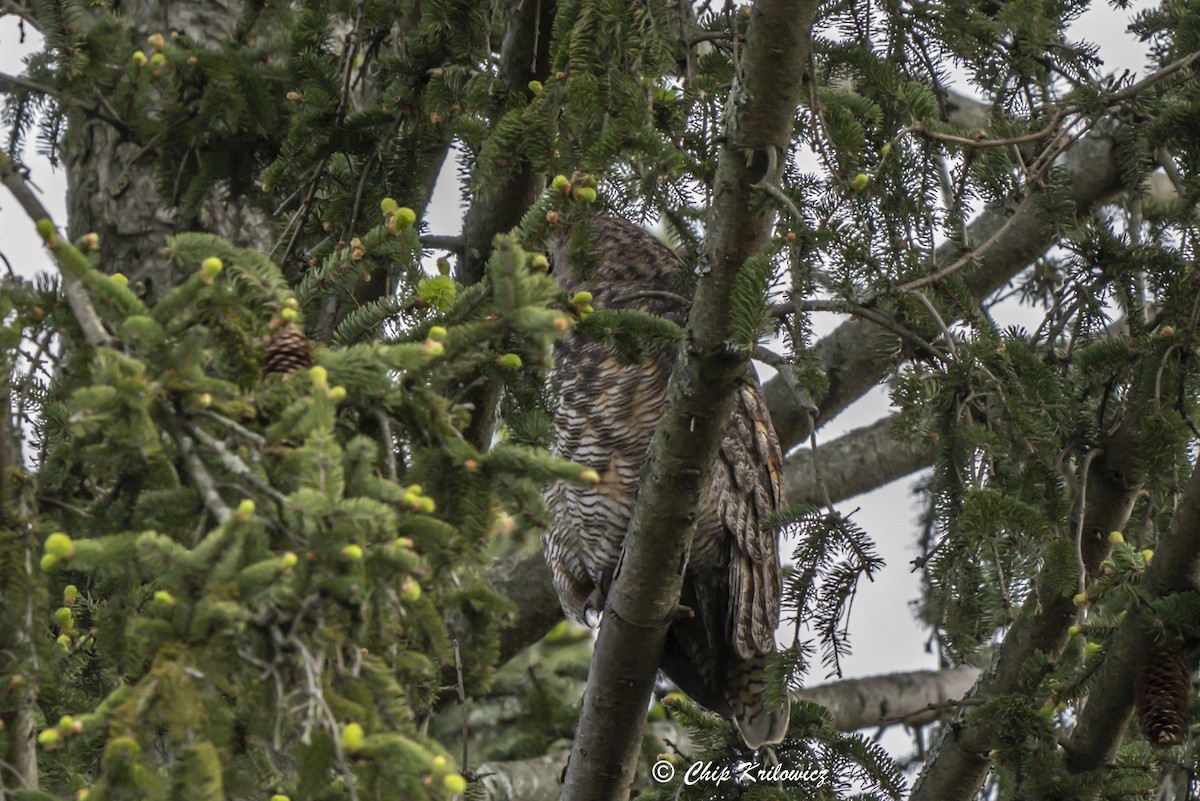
[1135,645,1192,748]
[262,324,315,376]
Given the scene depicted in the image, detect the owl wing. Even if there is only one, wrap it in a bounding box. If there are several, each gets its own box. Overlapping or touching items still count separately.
[718,378,786,660]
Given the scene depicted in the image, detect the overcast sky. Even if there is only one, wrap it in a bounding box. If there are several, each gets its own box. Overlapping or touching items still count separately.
[0,1,1159,757]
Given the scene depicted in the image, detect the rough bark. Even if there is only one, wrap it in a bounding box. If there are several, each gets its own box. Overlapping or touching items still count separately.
[61,0,272,298]
[785,417,932,506]
[560,2,815,797]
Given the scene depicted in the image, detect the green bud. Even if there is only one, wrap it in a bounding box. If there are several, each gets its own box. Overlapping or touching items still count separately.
[496,353,522,370]
[342,722,365,751]
[45,532,74,558]
[850,173,870,191]
[393,207,417,230]
[400,578,422,602]
[54,607,74,632]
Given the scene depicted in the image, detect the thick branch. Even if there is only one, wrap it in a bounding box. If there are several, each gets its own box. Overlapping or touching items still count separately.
[910,428,1143,801]
[560,3,815,798]
[765,132,1126,451]
[785,417,932,506]
[1062,459,1200,773]
[457,0,555,449]
[472,667,980,799]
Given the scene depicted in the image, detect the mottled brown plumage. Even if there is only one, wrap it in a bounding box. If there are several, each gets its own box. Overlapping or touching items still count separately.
[542,216,789,749]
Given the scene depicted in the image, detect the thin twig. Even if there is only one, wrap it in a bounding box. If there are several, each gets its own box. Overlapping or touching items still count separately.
[0,153,112,348]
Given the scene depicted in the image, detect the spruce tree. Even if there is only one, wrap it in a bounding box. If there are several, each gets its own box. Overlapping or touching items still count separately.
[3,0,1200,800]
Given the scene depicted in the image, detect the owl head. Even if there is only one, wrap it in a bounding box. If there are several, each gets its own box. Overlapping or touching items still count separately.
[543,215,691,320]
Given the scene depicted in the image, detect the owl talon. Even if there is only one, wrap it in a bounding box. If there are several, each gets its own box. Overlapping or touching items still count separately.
[669,603,695,622]
[580,571,614,628]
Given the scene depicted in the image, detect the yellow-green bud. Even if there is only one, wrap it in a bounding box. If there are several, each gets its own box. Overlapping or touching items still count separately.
[110,273,128,287]
[407,484,423,494]
[55,607,74,631]
[444,774,467,794]
[1084,641,1102,656]
[380,197,398,215]
[132,51,148,67]
[40,554,59,572]
[394,207,417,230]
[154,590,177,606]
[400,578,422,602]
[35,219,56,241]
[237,499,256,520]
[63,585,78,606]
[150,53,166,66]
[280,307,299,323]
[1108,531,1124,544]
[418,275,456,311]
[1072,592,1089,608]
[418,496,436,514]
[402,492,420,510]
[423,339,445,357]
[531,254,550,271]
[280,552,299,569]
[1067,624,1082,637]
[58,715,75,730]
[428,325,448,341]
[1141,549,1154,563]
[850,173,869,191]
[341,544,364,561]
[329,386,347,402]
[572,291,593,305]
[528,80,543,95]
[46,532,74,558]
[284,297,299,310]
[578,469,600,484]
[342,722,365,751]
[496,353,522,370]
[201,257,223,280]
[431,755,448,772]
[551,174,570,192]
[271,796,291,801]
[38,729,61,746]
[148,33,165,49]
[81,232,100,250]
[574,186,597,203]
[55,634,71,650]
[310,365,328,388]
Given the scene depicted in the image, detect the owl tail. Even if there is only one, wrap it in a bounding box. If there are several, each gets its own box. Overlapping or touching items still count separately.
[725,656,791,749]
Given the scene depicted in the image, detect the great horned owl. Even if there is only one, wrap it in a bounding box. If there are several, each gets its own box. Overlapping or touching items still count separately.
[542,215,790,749]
